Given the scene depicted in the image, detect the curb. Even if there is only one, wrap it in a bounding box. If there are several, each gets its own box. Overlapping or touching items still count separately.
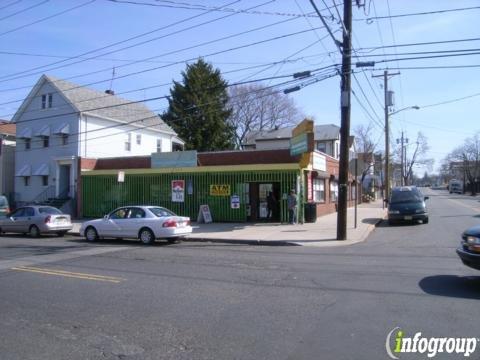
[184,238,300,246]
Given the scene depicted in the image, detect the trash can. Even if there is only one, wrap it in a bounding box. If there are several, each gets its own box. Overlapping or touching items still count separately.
[304,203,317,223]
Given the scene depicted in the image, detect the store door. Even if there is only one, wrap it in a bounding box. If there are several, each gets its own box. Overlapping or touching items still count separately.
[250,183,280,222]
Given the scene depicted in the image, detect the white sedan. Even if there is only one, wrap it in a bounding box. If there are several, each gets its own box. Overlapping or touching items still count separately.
[80,206,192,245]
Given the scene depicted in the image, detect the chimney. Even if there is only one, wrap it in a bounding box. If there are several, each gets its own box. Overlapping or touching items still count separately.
[105,89,115,95]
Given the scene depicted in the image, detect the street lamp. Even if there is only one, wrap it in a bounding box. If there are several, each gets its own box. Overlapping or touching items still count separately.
[385,105,420,197]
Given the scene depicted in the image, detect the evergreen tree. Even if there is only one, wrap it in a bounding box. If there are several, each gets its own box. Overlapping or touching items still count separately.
[162,59,234,151]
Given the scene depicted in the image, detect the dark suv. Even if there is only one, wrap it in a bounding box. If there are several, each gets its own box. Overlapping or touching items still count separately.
[387,186,429,225]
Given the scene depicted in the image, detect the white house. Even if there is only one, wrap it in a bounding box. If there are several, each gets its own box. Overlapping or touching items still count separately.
[12,74,183,212]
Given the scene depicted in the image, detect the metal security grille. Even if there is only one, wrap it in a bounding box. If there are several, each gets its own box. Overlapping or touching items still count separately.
[82,169,299,223]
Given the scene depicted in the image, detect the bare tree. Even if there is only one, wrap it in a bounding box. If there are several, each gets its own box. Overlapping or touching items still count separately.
[353,123,378,184]
[450,132,480,195]
[228,84,304,148]
[402,132,434,185]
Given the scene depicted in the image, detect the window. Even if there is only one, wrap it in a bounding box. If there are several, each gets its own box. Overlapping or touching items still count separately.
[43,136,49,148]
[330,181,338,202]
[316,142,326,153]
[25,138,31,150]
[125,133,131,151]
[335,142,340,158]
[136,134,142,145]
[61,134,68,145]
[128,207,146,219]
[24,207,35,217]
[42,175,48,186]
[313,178,325,203]
[156,138,162,153]
[24,176,30,186]
[110,208,129,219]
[41,93,52,109]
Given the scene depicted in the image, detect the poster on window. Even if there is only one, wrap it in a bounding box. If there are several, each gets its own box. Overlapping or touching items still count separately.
[171,180,185,202]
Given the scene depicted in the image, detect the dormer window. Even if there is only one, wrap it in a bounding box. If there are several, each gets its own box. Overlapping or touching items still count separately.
[41,93,53,109]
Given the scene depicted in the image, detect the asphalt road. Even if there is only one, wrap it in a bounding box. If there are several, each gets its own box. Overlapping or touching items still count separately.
[0,188,479,360]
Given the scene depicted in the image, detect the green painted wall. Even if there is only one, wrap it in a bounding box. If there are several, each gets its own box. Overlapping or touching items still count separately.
[81,170,300,222]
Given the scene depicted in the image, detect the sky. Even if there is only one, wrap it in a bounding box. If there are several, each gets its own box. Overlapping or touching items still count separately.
[0,0,479,174]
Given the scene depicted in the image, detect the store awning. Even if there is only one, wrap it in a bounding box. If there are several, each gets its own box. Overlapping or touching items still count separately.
[15,164,31,177]
[17,127,32,139]
[33,163,49,176]
[52,123,69,135]
[34,125,50,137]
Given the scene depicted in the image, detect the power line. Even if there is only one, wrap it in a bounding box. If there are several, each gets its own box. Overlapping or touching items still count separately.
[0,0,244,81]
[356,37,480,53]
[357,5,480,22]
[0,0,49,21]
[0,0,96,37]
[0,0,23,11]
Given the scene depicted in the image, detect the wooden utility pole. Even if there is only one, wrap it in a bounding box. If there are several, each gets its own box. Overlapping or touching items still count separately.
[336,0,352,240]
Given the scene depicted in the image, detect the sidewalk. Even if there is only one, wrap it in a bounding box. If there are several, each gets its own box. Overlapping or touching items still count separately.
[70,200,386,247]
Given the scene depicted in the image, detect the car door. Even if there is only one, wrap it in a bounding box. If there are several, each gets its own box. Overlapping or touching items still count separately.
[2,208,25,233]
[21,207,36,233]
[124,207,146,238]
[99,208,128,238]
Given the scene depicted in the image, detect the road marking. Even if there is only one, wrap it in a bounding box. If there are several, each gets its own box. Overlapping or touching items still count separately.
[11,266,125,283]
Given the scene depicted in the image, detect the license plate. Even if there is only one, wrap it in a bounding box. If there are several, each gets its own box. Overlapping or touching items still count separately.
[404,216,412,220]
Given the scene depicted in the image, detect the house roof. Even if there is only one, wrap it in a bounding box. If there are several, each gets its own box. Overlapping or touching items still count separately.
[13,75,176,136]
[244,124,341,145]
[0,121,16,136]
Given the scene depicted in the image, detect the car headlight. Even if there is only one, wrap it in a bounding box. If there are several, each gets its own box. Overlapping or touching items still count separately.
[466,236,480,245]
[388,210,400,214]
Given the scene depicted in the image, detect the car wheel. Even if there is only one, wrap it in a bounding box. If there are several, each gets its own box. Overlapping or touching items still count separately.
[29,225,40,238]
[139,228,155,245]
[424,218,429,224]
[85,226,98,242]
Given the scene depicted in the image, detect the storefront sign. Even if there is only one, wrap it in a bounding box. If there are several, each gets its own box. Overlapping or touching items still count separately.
[171,180,185,202]
[307,172,313,202]
[313,152,327,171]
[290,133,309,156]
[118,171,125,183]
[197,204,212,223]
[210,184,231,196]
[231,195,240,209]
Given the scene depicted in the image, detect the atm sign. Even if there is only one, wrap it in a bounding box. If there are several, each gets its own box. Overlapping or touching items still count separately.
[210,185,231,196]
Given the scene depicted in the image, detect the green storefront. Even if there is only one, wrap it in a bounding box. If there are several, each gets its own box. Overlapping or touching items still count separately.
[81,164,303,223]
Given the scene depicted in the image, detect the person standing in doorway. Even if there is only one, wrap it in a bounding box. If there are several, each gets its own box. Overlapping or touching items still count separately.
[267,191,276,220]
[287,190,297,224]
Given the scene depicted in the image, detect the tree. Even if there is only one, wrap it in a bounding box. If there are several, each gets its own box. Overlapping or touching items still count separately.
[400,132,434,186]
[449,132,480,195]
[228,84,303,148]
[162,59,234,151]
[353,123,378,185]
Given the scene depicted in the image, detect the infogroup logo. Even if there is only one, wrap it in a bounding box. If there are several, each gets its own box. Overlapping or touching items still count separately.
[385,327,478,359]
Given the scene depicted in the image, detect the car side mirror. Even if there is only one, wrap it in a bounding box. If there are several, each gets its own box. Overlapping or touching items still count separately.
[424,196,429,200]
[103,215,109,220]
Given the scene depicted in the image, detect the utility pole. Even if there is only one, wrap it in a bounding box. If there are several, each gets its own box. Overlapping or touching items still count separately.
[397,132,408,186]
[373,71,399,201]
[336,0,352,241]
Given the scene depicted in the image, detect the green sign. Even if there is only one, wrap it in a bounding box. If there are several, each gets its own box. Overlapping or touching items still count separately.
[290,133,308,156]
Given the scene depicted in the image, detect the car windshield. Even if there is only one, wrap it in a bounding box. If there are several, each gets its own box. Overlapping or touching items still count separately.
[390,190,423,204]
[39,207,62,215]
[0,196,7,207]
[149,207,176,217]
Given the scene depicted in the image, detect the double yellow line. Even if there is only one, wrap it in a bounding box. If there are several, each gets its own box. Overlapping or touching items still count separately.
[11,266,125,283]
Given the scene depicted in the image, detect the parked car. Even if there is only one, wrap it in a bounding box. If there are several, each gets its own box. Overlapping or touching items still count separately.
[449,179,463,194]
[0,205,72,237]
[387,186,429,225]
[0,195,10,218]
[80,206,192,245]
[456,225,480,270]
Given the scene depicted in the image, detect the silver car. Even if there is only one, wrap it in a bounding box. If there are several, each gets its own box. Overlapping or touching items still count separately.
[0,206,72,237]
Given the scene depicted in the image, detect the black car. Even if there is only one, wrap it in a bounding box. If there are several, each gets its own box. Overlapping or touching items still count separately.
[387,186,429,225]
[456,225,480,270]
